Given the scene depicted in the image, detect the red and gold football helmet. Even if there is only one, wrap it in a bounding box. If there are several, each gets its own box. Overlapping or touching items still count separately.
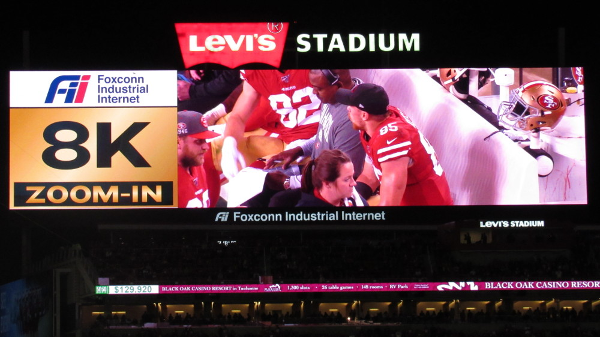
[498,80,567,131]
[438,68,467,91]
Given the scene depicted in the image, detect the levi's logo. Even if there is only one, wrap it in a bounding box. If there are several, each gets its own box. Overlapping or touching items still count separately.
[175,22,289,69]
[45,75,91,103]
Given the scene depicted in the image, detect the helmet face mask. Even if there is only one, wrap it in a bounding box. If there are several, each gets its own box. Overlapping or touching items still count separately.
[498,81,566,132]
[498,94,537,130]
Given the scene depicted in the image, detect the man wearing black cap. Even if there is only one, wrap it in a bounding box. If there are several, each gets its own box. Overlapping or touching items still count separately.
[177,110,221,208]
[336,83,453,206]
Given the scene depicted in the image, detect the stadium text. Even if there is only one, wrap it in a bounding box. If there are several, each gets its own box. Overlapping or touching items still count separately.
[479,220,545,228]
[296,33,420,52]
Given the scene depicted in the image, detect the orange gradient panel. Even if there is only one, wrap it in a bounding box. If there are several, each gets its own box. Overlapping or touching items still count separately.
[9,107,177,208]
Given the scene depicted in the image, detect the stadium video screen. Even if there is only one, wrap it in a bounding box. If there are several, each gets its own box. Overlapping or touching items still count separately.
[8,23,588,223]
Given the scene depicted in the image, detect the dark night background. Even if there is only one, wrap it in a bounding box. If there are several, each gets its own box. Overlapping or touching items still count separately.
[1,1,598,286]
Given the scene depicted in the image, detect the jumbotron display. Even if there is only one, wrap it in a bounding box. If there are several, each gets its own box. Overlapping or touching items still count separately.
[8,23,588,221]
[9,67,587,211]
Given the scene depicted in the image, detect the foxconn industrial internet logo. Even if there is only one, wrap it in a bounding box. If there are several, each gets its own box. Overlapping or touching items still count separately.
[45,75,91,103]
[215,212,230,222]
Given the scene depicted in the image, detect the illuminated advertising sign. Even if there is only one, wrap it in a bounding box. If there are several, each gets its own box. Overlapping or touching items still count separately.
[174,22,420,68]
[95,280,600,295]
[9,71,177,209]
[7,23,588,219]
[9,67,588,212]
[175,22,289,69]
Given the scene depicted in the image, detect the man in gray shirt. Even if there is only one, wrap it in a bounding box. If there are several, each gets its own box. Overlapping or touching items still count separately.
[263,69,366,207]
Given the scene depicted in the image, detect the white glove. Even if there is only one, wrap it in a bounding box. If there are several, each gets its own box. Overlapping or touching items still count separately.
[203,103,227,126]
[288,175,302,189]
[221,136,246,181]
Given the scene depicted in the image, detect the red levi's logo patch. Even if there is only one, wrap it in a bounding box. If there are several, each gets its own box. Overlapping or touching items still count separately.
[175,22,289,69]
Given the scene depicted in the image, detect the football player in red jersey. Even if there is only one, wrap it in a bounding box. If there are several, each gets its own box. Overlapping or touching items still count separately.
[177,110,221,208]
[219,69,322,180]
[336,83,453,206]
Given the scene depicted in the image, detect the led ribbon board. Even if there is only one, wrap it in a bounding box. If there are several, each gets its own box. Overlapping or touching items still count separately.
[96,280,600,295]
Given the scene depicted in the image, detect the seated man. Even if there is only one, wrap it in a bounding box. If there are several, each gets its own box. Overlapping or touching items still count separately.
[177,110,221,208]
[263,69,367,207]
[219,69,322,181]
[203,69,322,206]
[177,69,242,120]
[336,83,454,206]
